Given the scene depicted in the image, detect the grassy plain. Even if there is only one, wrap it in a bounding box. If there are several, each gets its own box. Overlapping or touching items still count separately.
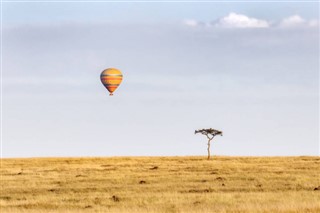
[1,156,320,213]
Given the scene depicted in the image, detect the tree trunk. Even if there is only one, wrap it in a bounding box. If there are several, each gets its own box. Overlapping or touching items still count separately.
[207,140,211,160]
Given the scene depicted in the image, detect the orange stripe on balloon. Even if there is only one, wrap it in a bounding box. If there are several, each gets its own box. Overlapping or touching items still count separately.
[103,77,123,80]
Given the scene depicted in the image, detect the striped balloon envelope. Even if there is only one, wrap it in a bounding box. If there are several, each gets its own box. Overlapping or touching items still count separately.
[100,68,123,96]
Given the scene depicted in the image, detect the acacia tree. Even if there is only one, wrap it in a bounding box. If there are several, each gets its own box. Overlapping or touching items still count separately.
[195,128,223,160]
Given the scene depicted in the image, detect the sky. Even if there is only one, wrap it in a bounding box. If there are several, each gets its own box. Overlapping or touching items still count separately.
[1,1,319,157]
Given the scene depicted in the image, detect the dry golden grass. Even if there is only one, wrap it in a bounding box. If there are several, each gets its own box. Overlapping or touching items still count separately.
[1,156,320,213]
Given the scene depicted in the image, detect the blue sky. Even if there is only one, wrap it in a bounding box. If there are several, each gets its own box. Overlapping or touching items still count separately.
[3,1,319,24]
[2,1,319,157]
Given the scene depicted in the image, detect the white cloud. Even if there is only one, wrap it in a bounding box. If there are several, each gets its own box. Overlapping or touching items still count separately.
[183,19,205,27]
[215,13,269,28]
[278,15,319,28]
[308,19,319,27]
[184,13,318,29]
[279,15,306,27]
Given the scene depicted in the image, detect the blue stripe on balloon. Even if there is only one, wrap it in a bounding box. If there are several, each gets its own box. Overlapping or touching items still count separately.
[104,84,120,86]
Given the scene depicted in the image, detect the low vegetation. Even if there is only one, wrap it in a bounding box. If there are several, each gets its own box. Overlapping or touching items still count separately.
[1,156,320,212]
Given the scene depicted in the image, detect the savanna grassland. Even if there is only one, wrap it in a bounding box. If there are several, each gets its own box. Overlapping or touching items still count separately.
[1,156,320,213]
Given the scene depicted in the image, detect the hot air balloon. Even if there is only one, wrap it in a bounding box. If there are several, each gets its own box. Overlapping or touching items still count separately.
[100,68,123,96]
